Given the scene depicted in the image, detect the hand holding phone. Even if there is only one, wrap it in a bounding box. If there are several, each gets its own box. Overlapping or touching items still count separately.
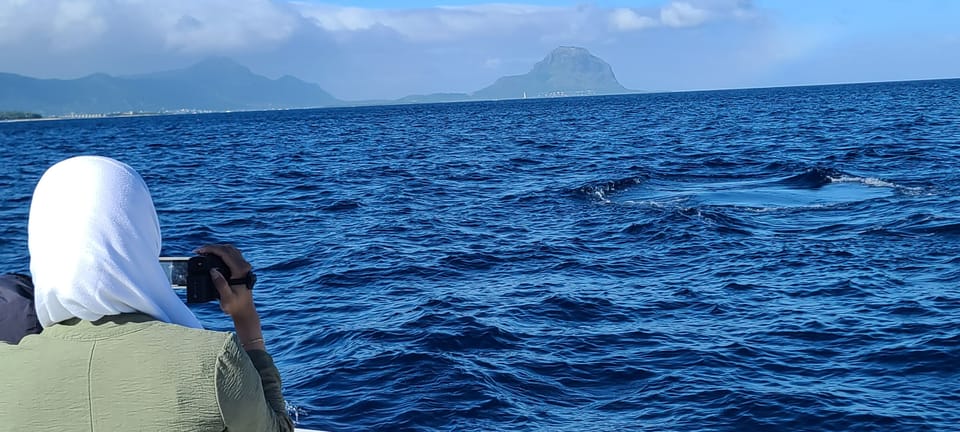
[194,244,264,351]
[163,245,263,350]
[159,254,235,303]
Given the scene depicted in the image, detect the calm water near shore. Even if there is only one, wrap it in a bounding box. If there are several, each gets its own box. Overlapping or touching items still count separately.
[2,80,959,431]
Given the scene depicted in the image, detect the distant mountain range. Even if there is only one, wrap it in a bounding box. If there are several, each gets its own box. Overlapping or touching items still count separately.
[0,47,633,116]
[0,58,338,116]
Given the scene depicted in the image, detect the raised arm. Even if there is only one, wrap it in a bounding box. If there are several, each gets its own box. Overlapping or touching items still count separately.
[200,244,294,431]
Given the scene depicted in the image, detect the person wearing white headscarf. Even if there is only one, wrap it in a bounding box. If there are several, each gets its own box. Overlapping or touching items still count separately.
[0,156,294,431]
[28,155,203,329]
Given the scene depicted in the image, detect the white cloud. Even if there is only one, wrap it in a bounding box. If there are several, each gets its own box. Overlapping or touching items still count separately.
[295,5,376,33]
[609,1,756,33]
[294,3,576,43]
[610,8,657,31]
[660,2,709,28]
[0,0,104,49]
[142,0,301,53]
[51,0,107,50]
[0,0,301,54]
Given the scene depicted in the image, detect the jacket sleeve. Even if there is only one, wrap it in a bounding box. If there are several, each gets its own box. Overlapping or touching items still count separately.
[215,334,295,432]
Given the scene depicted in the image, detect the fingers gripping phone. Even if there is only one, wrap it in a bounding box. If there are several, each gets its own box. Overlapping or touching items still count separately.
[159,255,229,303]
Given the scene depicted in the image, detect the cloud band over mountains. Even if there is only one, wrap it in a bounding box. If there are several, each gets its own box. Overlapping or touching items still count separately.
[1,1,957,100]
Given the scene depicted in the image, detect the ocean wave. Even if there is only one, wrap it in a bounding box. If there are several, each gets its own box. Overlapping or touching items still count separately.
[775,166,909,191]
[321,199,362,212]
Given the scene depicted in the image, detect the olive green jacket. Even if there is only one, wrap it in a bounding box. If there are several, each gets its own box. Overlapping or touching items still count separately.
[0,313,294,432]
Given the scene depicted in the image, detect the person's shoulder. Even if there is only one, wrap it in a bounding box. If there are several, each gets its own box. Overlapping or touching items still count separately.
[147,320,231,339]
[134,319,236,351]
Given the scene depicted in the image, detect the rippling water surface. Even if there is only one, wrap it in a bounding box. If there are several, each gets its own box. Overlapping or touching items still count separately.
[2,80,960,431]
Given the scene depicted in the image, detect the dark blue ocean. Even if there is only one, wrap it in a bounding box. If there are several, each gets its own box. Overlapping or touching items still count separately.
[2,80,960,431]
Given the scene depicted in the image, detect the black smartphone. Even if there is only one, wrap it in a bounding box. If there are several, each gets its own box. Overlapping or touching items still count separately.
[159,255,228,303]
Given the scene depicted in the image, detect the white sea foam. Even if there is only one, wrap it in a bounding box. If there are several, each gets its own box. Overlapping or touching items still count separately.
[829,174,925,194]
[828,174,898,188]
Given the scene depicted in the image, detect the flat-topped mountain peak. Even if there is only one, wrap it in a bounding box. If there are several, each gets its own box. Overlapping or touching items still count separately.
[474,46,628,99]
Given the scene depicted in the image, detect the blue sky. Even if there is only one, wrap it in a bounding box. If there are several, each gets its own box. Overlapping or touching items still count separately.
[0,0,957,100]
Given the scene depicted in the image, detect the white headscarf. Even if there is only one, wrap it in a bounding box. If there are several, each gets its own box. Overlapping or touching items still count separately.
[28,156,202,329]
